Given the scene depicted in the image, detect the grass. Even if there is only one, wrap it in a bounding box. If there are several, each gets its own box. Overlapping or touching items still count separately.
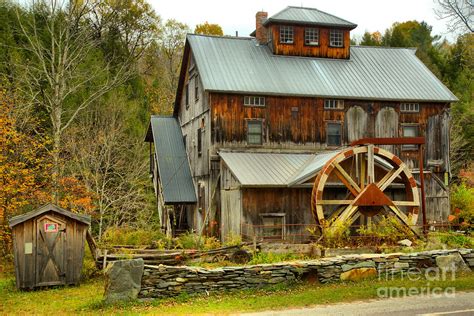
[2,271,474,315]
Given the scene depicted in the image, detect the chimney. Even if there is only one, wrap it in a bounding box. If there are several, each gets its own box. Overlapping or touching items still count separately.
[255,11,268,44]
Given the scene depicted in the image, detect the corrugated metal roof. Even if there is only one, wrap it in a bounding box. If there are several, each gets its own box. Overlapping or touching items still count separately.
[264,6,357,29]
[188,35,458,102]
[9,203,91,228]
[149,116,197,204]
[219,152,313,186]
[220,151,397,187]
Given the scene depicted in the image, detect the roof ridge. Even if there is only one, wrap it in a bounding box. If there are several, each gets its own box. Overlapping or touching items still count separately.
[353,45,417,51]
[285,6,356,25]
[187,33,253,40]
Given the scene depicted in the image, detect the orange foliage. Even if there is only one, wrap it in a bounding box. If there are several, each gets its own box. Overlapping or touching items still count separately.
[0,91,95,257]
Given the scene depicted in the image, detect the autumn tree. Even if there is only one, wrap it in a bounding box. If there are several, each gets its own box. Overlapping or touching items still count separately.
[14,0,156,201]
[360,31,382,46]
[194,21,223,36]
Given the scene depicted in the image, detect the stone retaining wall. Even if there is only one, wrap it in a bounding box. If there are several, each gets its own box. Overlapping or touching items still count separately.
[138,249,474,299]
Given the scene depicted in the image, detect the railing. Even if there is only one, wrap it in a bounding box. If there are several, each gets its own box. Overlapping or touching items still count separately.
[240,222,471,245]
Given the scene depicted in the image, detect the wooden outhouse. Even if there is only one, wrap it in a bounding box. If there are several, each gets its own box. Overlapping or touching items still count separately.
[8,203,91,289]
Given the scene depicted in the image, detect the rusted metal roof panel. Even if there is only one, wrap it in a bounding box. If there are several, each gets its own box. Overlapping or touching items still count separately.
[149,116,197,204]
[264,6,357,29]
[188,35,458,103]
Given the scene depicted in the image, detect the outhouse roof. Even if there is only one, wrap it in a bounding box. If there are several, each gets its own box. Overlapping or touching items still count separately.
[9,203,91,228]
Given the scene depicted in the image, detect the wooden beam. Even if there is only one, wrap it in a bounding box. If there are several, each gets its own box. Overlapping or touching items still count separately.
[317,200,354,205]
[350,137,425,146]
[388,205,421,237]
[393,201,420,206]
[378,165,404,191]
[367,144,375,184]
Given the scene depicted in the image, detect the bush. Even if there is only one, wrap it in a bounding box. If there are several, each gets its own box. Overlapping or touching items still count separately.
[451,182,474,225]
[223,232,242,247]
[101,227,172,248]
[357,215,415,246]
[174,232,221,250]
[248,252,306,265]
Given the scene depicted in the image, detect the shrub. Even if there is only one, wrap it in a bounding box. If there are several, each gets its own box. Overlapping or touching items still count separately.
[451,182,474,226]
[174,232,222,250]
[101,226,172,248]
[223,232,243,247]
[357,215,415,246]
[248,252,305,265]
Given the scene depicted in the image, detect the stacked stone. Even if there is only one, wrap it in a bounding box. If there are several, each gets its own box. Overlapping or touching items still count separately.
[135,249,474,299]
[139,262,318,298]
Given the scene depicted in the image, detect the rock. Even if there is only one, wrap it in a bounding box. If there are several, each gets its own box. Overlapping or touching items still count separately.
[436,252,472,274]
[393,262,410,269]
[268,277,286,284]
[398,239,413,247]
[341,260,375,272]
[104,259,144,304]
[340,268,377,281]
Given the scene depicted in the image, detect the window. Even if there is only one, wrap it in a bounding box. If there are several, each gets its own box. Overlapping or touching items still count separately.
[194,76,199,101]
[197,128,202,155]
[244,96,265,107]
[291,107,298,119]
[401,103,419,113]
[185,84,189,108]
[305,28,319,45]
[330,29,344,47]
[324,99,344,110]
[327,122,342,146]
[261,213,285,240]
[402,125,418,150]
[279,26,294,44]
[247,120,263,145]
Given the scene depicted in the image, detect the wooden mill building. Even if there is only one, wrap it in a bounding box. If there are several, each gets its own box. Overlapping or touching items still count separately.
[145,6,457,241]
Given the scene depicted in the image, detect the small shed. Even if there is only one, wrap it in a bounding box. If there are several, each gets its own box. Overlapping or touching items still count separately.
[8,203,91,289]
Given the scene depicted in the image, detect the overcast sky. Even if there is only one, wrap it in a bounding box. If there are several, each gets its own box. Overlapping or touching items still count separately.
[148,0,455,42]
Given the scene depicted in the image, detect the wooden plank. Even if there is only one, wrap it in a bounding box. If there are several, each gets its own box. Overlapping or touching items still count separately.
[378,165,404,191]
[317,200,353,205]
[333,161,361,192]
[367,144,375,184]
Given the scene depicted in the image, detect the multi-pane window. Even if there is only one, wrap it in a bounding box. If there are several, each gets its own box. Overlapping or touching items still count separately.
[185,84,189,108]
[305,28,319,45]
[324,99,344,109]
[402,125,418,150]
[279,26,294,44]
[327,122,342,146]
[194,76,199,101]
[401,103,420,113]
[330,29,344,47]
[247,120,263,145]
[244,96,265,107]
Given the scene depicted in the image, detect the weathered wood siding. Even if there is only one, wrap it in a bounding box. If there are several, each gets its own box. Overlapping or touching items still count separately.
[210,93,450,170]
[240,188,315,242]
[269,25,351,59]
[12,211,88,289]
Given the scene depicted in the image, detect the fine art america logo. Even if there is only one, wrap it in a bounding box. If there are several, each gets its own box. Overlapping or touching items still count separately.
[376,264,457,298]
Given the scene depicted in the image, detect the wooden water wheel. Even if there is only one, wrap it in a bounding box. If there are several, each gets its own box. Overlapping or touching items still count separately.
[311,145,420,236]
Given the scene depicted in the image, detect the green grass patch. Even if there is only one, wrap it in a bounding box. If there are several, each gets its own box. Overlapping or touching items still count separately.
[2,272,474,315]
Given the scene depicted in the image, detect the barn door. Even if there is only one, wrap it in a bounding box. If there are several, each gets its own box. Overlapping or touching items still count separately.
[36,215,66,286]
[375,107,399,154]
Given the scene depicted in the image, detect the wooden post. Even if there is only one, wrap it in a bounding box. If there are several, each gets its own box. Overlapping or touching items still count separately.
[419,144,428,236]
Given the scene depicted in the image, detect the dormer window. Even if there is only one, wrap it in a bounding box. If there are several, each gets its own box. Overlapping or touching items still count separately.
[329,29,343,47]
[279,26,294,44]
[305,28,319,46]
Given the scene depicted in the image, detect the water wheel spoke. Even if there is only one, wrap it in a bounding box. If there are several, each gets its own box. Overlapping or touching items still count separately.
[367,144,375,184]
[377,165,404,191]
[333,162,361,196]
[332,205,359,227]
[393,201,419,206]
[317,200,353,205]
[360,153,366,190]
[387,205,420,237]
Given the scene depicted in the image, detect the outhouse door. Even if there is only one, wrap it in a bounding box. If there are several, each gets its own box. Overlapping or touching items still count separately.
[35,215,66,286]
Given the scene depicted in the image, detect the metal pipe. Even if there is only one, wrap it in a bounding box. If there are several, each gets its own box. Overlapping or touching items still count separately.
[419,144,428,235]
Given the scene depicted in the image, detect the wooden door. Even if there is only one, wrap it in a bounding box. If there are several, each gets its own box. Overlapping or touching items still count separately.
[375,107,399,154]
[35,215,66,286]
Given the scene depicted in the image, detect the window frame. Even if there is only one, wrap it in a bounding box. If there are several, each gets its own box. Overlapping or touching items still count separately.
[304,27,319,46]
[326,121,342,147]
[279,25,294,44]
[324,99,344,110]
[246,119,263,145]
[329,29,344,48]
[194,76,199,102]
[400,103,420,113]
[244,96,266,107]
[185,83,189,109]
[197,128,202,156]
[260,213,286,241]
[401,124,419,151]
